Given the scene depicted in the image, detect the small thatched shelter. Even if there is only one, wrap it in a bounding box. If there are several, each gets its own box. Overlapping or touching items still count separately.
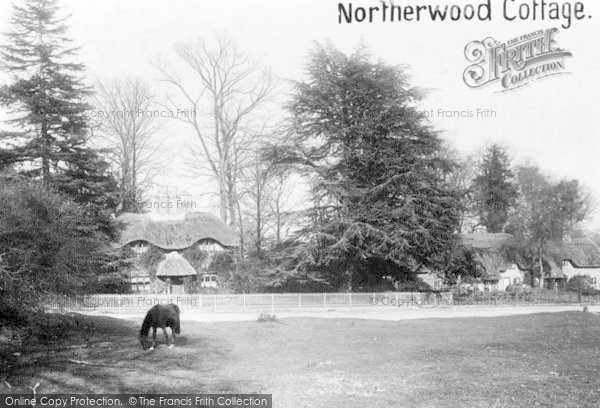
[156,251,197,278]
[155,251,197,294]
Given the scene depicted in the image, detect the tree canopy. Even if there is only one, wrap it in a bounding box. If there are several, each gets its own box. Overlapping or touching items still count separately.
[271,44,461,290]
[0,0,117,211]
[472,144,518,233]
[505,166,590,287]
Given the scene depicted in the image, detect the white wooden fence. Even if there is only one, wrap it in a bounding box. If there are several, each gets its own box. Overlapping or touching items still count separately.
[44,292,454,314]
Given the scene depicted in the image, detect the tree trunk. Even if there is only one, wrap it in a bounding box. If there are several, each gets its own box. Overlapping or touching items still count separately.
[227,180,237,227]
[41,120,50,183]
[538,246,545,289]
[255,182,262,256]
[275,203,282,246]
[236,199,244,259]
[218,176,229,223]
[131,135,137,210]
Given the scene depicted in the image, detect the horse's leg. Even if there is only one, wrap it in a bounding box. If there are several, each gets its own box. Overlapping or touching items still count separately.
[163,327,174,348]
[150,327,157,350]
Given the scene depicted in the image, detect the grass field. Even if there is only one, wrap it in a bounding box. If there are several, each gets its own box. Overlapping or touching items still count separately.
[3,311,600,408]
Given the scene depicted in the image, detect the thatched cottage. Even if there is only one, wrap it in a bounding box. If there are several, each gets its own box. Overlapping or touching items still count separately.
[560,237,600,290]
[461,232,526,291]
[116,212,239,293]
[462,233,600,290]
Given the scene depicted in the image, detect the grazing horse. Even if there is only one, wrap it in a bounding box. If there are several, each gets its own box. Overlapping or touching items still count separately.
[139,304,180,350]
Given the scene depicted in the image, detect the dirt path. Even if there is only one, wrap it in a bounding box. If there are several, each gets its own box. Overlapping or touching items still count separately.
[86,303,600,322]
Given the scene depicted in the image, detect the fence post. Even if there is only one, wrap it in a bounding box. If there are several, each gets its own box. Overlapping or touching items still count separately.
[213,293,217,312]
[271,293,275,313]
[348,292,352,307]
[323,293,327,308]
[298,293,302,310]
[243,293,246,313]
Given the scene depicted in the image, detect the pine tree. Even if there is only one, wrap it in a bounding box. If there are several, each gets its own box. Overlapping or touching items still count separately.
[273,44,461,290]
[0,0,116,211]
[0,0,122,299]
[472,144,518,233]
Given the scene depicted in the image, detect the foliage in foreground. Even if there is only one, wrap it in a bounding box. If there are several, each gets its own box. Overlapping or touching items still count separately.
[0,174,122,317]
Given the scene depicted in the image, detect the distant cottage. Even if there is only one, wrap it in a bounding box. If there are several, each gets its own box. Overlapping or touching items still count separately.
[115,212,239,293]
[461,233,600,291]
[461,232,525,291]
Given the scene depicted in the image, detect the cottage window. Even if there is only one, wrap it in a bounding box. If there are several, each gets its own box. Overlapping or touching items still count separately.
[200,273,218,288]
[132,243,149,255]
[131,276,150,292]
[197,241,224,252]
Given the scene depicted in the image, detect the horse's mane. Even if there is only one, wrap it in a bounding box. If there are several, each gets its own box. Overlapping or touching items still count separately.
[139,305,157,337]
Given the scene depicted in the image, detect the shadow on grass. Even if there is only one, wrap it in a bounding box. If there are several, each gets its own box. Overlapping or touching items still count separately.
[2,314,241,394]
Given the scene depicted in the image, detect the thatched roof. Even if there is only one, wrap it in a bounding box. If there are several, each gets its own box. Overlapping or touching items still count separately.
[561,237,600,266]
[545,259,565,279]
[156,251,197,277]
[115,212,238,249]
[475,253,511,280]
[461,233,513,280]
[461,233,512,250]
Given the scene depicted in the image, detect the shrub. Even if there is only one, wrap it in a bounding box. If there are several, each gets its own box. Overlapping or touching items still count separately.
[138,246,165,280]
[566,275,593,293]
[94,272,131,294]
[23,314,76,346]
[257,312,277,323]
[395,280,433,292]
[0,173,116,319]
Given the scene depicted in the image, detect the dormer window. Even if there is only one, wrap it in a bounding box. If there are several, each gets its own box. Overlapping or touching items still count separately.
[197,240,224,252]
[132,242,149,255]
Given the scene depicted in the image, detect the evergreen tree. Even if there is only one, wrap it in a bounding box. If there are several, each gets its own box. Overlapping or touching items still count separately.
[0,0,116,212]
[273,44,461,290]
[472,144,518,232]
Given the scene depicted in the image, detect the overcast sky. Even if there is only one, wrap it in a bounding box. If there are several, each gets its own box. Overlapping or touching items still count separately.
[1,0,599,226]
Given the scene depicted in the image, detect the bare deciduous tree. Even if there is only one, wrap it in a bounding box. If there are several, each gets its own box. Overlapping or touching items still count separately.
[239,143,294,257]
[268,172,294,246]
[91,77,163,212]
[156,38,274,226]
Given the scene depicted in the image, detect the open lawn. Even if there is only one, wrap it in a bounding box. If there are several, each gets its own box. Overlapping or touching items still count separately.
[2,311,600,408]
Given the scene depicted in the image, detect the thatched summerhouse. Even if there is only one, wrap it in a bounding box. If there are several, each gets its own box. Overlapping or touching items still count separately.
[155,252,197,294]
[157,251,196,277]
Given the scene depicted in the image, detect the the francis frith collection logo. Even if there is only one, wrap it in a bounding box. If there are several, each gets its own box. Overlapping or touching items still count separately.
[463,28,572,92]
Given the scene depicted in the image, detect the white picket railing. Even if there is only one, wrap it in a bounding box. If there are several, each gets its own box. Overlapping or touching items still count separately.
[44,292,454,314]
